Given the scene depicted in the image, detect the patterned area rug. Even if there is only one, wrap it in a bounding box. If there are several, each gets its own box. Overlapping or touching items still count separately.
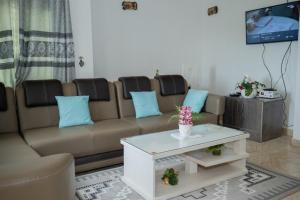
[75,156,300,200]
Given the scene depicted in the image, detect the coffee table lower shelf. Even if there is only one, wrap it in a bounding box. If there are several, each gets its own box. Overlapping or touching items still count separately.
[121,125,249,200]
[156,164,247,199]
[122,163,247,200]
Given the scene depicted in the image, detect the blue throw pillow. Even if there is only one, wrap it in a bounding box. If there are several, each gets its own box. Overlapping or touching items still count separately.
[130,91,162,118]
[55,96,94,128]
[183,89,208,113]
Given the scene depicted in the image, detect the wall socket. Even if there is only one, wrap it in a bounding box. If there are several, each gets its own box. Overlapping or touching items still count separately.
[208,6,218,16]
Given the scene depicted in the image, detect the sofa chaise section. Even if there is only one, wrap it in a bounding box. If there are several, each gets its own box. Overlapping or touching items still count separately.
[0,151,74,200]
[0,83,75,200]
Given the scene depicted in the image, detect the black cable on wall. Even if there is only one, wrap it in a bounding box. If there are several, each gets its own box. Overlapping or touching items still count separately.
[261,44,273,89]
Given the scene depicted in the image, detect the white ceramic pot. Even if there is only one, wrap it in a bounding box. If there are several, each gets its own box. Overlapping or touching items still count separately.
[241,89,257,99]
[179,124,192,139]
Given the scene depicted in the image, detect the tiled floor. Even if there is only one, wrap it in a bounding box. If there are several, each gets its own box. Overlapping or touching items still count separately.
[247,135,300,200]
[77,135,300,200]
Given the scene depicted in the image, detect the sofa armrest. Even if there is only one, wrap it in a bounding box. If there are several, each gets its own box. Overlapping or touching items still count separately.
[0,153,75,200]
[204,94,225,116]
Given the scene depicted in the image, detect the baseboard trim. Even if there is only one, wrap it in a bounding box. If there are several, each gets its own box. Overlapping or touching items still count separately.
[292,138,300,147]
[283,128,293,137]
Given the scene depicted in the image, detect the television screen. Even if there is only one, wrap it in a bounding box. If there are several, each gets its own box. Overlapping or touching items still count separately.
[246,2,300,44]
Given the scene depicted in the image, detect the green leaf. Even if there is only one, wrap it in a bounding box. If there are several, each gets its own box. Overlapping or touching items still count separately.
[168,175,178,185]
[207,144,224,152]
[192,112,203,121]
[168,115,179,123]
[245,88,253,96]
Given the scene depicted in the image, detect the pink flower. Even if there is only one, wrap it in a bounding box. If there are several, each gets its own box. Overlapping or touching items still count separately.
[178,106,193,125]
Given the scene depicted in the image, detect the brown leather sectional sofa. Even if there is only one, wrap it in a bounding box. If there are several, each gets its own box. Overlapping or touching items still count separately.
[0,75,225,200]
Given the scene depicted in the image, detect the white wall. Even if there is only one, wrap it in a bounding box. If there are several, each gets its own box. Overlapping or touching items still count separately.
[90,0,203,82]
[197,0,299,127]
[293,39,300,140]
[87,0,298,131]
[70,0,94,78]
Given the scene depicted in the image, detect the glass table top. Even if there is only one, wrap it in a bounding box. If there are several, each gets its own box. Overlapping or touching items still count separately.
[121,124,246,155]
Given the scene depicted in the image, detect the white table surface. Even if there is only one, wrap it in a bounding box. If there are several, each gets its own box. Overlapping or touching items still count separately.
[121,124,246,155]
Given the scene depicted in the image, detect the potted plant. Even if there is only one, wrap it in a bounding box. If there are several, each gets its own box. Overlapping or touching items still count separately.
[236,75,265,98]
[161,168,179,186]
[170,106,202,139]
[207,144,224,156]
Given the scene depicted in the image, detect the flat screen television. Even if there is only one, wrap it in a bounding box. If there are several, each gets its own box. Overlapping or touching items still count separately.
[246,2,300,44]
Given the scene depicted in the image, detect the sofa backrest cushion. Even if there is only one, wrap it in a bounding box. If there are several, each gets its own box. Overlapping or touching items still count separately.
[73,78,110,101]
[118,76,151,99]
[115,79,155,118]
[0,85,18,134]
[156,75,186,96]
[22,80,63,107]
[153,76,188,113]
[16,86,60,132]
[65,82,119,122]
[0,82,7,111]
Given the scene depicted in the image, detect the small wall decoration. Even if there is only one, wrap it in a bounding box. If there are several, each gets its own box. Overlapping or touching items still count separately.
[79,56,84,67]
[122,1,138,10]
[208,6,218,16]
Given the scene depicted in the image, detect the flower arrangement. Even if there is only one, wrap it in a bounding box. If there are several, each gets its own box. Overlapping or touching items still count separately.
[236,75,265,97]
[170,106,202,124]
[170,106,202,139]
[178,106,193,125]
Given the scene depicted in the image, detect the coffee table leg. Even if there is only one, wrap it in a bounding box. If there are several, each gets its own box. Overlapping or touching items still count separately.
[232,139,247,169]
[122,144,156,200]
[185,158,198,174]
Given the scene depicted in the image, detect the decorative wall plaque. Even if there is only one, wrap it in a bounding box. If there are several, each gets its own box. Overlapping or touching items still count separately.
[122,1,137,10]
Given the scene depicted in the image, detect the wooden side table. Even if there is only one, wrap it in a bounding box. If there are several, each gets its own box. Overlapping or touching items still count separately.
[223,96,284,142]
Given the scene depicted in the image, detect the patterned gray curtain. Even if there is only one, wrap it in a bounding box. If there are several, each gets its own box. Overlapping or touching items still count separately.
[0,0,14,69]
[0,30,14,70]
[16,0,75,85]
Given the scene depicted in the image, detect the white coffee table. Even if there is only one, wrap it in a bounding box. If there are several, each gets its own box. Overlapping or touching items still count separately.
[121,124,249,200]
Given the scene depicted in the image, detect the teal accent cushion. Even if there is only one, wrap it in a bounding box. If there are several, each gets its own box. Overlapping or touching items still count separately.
[130,91,162,118]
[55,96,94,128]
[183,89,208,113]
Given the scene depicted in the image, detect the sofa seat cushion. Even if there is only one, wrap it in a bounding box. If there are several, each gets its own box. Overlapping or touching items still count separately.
[86,119,140,154]
[24,126,94,157]
[193,112,218,125]
[0,134,39,165]
[124,112,178,134]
